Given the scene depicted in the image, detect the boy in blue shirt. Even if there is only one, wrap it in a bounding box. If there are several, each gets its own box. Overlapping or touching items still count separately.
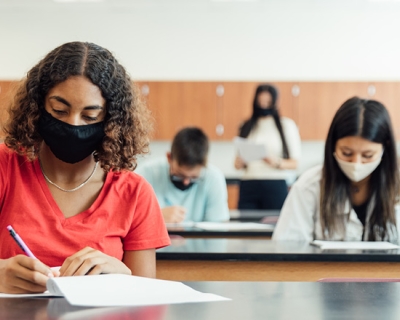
[136,127,230,223]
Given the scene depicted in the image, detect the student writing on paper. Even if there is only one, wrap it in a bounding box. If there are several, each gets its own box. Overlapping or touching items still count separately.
[234,84,301,210]
[0,42,170,294]
[273,97,400,242]
[136,127,229,223]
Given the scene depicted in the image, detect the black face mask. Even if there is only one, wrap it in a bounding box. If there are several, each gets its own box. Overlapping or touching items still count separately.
[254,106,274,117]
[170,176,194,191]
[38,109,105,164]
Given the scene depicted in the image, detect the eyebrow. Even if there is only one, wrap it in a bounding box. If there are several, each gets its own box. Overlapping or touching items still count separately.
[49,96,104,110]
[340,146,375,153]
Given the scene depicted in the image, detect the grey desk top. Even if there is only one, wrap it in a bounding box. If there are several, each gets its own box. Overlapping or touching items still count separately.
[157,239,400,262]
[2,282,400,320]
[168,210,279,237]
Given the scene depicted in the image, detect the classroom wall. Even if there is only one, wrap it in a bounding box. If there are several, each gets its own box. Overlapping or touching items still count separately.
[1,0,400,81]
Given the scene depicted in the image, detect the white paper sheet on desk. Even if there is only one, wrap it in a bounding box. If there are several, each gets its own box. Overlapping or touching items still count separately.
[0,274,230,306]
[0,292,62,298]
[233,136,268,163]
[165,221,196,228]
[194,222,275,231]
[47,274,229,307]
[311,240,400,250]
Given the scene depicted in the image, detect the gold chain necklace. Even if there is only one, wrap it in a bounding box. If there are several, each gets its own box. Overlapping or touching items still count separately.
[39,159,98,192]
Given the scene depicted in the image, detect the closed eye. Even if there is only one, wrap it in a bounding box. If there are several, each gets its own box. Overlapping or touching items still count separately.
[52,109,67,115]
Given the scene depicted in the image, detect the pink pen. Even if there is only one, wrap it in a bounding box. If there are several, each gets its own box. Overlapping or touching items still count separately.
[7,225,37,259]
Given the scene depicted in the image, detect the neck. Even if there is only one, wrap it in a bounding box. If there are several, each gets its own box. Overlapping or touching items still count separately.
[350,176,370,193]
[39,143,97,183]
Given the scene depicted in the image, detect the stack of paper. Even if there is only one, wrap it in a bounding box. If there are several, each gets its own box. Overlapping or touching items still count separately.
[310,240,400,250]
[0,274,230,307]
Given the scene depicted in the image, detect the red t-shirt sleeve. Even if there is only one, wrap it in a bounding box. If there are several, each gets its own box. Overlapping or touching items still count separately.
[122,175,170,251]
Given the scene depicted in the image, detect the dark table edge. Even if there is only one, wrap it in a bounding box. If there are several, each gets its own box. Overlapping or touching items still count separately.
[156,252,400,262]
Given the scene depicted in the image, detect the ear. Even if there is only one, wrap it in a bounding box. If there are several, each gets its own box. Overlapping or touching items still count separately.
[166,152,172,164]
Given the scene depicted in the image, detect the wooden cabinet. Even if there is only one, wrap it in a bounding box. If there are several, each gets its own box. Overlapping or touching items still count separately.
[0,81,18,140]
[138,81,221,140]
[295,82,370,140]
[369,82,400,140]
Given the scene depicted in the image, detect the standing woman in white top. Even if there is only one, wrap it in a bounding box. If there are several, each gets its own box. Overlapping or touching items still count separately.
[273,97,400,242]
[234,84,301,210]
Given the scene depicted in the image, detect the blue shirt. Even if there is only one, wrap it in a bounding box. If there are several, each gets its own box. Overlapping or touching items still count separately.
[136,158,230,222]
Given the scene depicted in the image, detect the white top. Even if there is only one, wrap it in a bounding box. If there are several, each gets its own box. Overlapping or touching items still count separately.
[272,165,400,243]
[241,116,301,182]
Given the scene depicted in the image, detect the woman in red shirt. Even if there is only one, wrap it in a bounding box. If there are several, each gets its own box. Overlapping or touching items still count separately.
[0,42,170,294]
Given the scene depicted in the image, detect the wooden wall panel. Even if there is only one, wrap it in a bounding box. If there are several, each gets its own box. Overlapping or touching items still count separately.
[139,82,184,140]
[0,81,18,140]
[139,82,220,140]
[220,82,258,139]
[369,82,400,140]
[296,82,369,140]
[180,82,220,140]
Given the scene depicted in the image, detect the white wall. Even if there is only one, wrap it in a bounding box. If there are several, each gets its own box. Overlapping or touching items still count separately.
[1,0,400,81]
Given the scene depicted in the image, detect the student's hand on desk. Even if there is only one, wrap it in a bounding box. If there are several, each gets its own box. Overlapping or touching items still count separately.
[162,206,186,223]
[59,247,131,277]
[0,255,58,293]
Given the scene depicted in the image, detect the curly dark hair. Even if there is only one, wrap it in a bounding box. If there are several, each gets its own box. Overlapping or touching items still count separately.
[3,41,152,171]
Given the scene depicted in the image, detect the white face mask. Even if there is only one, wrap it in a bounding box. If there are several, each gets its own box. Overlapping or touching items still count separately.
[334,153,383,182]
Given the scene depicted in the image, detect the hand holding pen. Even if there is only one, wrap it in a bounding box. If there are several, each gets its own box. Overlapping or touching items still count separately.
[0,225,57,294]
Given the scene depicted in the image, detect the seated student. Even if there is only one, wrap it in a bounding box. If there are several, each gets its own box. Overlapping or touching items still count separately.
[0,41,170,294]
[273,97,400,242]
[136,127,230,223]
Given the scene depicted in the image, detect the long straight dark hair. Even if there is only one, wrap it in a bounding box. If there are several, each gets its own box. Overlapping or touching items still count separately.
[320,97,399,240]
[239,84,290,159]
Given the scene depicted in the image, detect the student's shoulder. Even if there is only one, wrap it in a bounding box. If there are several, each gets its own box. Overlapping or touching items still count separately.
[135,157,167,175]
[280,117,299,130]
[108,168,154,192]
[0,143,18,163]
[292,165,323,191]
[0,143,12,156]
[203,164,225,180]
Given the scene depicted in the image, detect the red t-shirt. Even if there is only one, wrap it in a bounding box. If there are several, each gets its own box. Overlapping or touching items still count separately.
[0,144,170,267]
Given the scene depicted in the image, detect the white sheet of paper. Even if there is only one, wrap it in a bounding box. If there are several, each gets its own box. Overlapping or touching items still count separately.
[194,222,275,231]
[165,221,196,228]
[311,240,400,250]
[0,292,62,298]
[233,136,268,163]
[46,274,229,307]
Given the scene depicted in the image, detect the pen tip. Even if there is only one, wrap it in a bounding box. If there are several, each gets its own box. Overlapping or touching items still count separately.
[6,225,12,231]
